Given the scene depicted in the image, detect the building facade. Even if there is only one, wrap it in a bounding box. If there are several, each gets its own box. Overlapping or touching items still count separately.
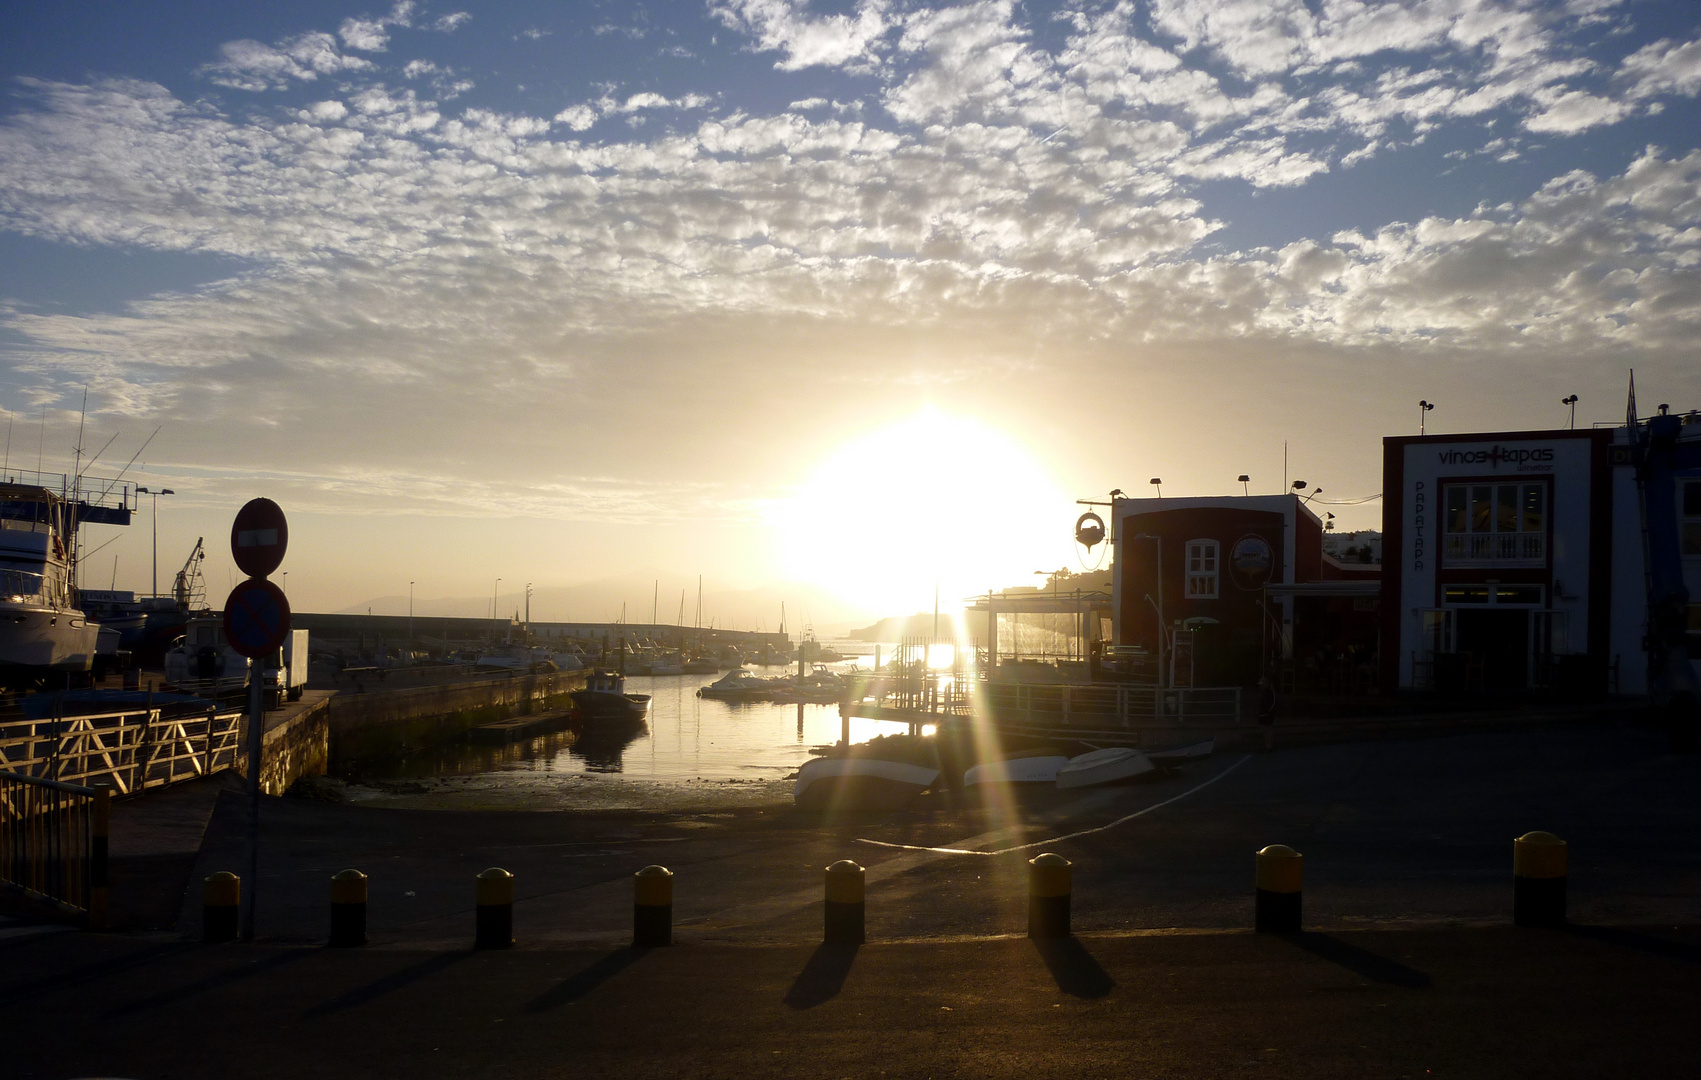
[1381,421,1701,697]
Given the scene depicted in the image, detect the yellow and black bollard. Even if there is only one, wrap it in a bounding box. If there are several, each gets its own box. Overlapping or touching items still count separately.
[88,783,111,930]
[475,867,514,949]
[824,860,865,945]
[329,869,368,947]
[1513,831,1567,928]
[1254,844,1303,933]
[633,865,673,947]
[1027,853,1072,939]
[203,871,240,943]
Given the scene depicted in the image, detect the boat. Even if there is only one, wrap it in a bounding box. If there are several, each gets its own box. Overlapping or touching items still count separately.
[1056,747,1156,789]
[963,751,1070,787]
[1147,737,1215,763]
[647,653,685,676]
[697,667,769,700]
[569,669,651,721]
[0,484,100,683]
[681,654,721,674]
[794,756,940,810]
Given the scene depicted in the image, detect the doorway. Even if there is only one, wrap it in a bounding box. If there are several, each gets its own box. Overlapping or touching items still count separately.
[1455,608,1530,690]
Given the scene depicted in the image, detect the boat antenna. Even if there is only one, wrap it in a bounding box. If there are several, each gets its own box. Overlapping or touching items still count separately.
[89,425,159,500]
[3,411,12,479]
[36,405,45,481]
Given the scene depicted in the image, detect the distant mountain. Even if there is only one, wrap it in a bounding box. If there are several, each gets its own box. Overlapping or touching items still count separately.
[843,611,967,642]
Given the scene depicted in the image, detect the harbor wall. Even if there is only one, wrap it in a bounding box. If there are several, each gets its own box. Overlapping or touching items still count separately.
[325,670,588,766]
[233,690,334,797]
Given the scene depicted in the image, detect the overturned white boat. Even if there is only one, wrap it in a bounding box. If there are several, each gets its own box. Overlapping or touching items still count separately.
[1056,747,1156,789]
[795,756,940,810]
[1147,738,1216,763]
[963,753,1070,787]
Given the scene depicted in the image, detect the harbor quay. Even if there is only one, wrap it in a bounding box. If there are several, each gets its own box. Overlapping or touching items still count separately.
[4,721,1698,1077]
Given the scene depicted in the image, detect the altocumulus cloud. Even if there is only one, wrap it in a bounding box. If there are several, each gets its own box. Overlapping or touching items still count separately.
[1,0,1699,519]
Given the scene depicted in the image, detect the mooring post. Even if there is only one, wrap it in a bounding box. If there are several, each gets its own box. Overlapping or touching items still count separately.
[1255,844,1302,933]
[633,865,673,947]
[1513,831,1567,927]
[1027,853,1072,939]
[824,860,865,945]
[329,869,368,947]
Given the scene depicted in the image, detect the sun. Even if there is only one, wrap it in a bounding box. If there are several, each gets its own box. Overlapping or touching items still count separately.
[775,409,1077,619]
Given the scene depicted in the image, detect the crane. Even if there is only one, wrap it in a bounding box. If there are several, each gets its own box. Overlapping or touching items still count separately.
[171,536,207,613]
[1625,383,1701,751]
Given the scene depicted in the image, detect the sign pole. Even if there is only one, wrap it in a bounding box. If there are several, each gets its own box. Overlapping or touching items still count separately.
[243,655,263,941]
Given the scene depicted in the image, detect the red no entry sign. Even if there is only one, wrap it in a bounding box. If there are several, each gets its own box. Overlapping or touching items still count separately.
[224,578,291,658]
[231,498,288,579]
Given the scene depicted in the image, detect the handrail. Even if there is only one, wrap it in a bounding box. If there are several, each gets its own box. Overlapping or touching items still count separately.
[1,771,97,796]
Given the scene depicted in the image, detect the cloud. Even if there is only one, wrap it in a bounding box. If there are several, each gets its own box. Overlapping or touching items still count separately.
[1621,36,1701,99]
[434,12,472,33]
[711,0,890,70]
[200,32,373,91]
[339,2,416,52]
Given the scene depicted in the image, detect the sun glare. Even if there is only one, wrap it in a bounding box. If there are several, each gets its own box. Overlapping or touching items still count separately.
[777,409,1077,619]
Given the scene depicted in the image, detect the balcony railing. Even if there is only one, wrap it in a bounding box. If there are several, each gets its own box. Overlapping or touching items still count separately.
[1443,532,1546,566]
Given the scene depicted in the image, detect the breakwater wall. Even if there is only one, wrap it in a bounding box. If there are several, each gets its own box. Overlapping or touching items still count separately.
[230,690,334,797]
[326,670,588,767]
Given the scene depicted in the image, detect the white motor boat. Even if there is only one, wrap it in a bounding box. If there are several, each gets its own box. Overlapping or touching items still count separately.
[963,753,1070,787]
[0,485,98,681]
[697,667,768,700]
[794,755,940,810]
[1056,747,1157,789]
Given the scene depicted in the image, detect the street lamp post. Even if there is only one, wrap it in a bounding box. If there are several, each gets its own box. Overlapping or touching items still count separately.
[492,578,501,643]
[136,486,175,598]
[408,581,415,660]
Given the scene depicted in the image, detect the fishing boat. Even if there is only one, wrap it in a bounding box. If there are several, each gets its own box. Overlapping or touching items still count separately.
[0,484,99,682]
[1147,738,1215,763]
[963,751,1070,787]
[794,756,940,810]
[570,669,651,722]
[1056,747,1156,789]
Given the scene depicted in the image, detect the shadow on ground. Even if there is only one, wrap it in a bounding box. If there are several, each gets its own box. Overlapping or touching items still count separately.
[1032,937,1115,998]
[1282,931,1431,988]
[784,943,859,1008]
[525,947,652,1012]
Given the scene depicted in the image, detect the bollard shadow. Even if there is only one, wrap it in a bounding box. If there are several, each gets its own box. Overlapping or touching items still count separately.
[1031,937,1115,999]
[106,947,314,1018]
[1281,932,1431,988]
[523,947,650,1013]
[0,942,182,1006]
[303,950,470,1018]
[1563,924,1701,966]
[783,943,859,1009]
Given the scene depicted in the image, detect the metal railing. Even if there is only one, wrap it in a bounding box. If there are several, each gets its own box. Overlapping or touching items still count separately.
[1444,532,1546,565]
[0,706,243,793]
[0,772,109,924]
[980,682,1242,729]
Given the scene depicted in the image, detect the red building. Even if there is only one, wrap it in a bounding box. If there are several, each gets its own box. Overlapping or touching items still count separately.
[1111,494,1379,689]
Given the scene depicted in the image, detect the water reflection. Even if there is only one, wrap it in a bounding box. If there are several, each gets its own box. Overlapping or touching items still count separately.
[348,658,923,784]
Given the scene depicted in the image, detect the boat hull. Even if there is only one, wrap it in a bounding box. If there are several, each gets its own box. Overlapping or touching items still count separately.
[1148,738,1215,763]
[1056,747,1156,789]
[795,757,940,810]
[0,603,98,675]
[570,688,651,722]
[963,755,1070,786]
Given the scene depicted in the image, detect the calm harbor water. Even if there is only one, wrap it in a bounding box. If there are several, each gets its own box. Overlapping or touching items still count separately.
[349,655,927,785]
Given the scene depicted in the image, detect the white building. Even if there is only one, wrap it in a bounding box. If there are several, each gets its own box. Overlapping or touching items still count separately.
[1381,417,1701,696]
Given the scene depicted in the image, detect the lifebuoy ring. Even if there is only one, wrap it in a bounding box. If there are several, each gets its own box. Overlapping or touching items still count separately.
[1074,512,1106,551]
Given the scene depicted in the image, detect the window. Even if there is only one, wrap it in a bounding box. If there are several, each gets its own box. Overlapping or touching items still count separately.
[1185,539,1219,599]
[1683,480,1701,557]
[1443,482,1547,565]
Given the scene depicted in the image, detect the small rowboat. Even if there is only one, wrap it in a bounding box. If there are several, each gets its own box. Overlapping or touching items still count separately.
[963,754,1070,787]
[1147,738,1215,763]
[795,756,940,810]
[1056,747,1156,789]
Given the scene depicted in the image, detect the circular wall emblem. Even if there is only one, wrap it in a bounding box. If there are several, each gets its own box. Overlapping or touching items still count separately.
[1229,535,1274,590]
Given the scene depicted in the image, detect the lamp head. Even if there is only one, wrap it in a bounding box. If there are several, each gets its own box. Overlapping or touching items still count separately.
[1237,474,1250,483]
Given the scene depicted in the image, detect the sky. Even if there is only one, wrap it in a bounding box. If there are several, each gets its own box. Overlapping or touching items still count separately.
[2,0,1700,628]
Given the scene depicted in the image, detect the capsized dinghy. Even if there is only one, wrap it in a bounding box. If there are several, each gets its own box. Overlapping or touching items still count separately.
[794,756,941,810]
[1147,737,1215,763]
[963,752,1070,787]
[1056,747,1156,789]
